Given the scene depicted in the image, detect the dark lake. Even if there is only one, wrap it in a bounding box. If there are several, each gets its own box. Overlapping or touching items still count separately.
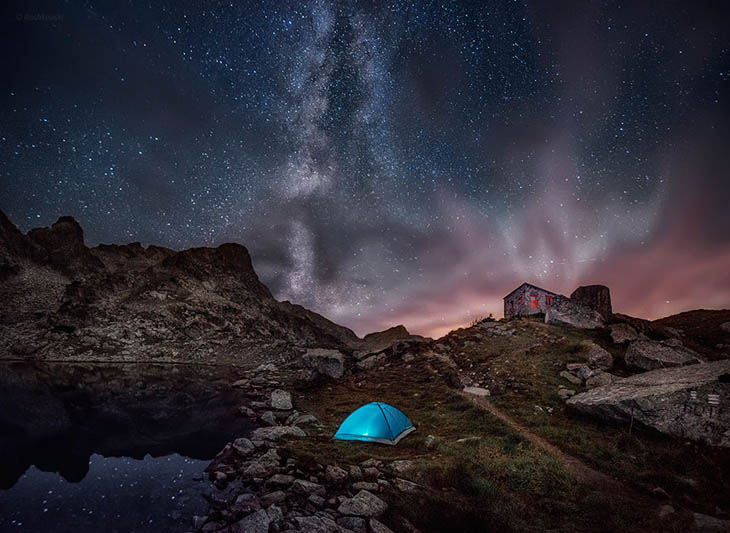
[0,362,253,532]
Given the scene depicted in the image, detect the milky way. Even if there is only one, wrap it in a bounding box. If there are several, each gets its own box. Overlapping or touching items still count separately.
[2,1,729,336]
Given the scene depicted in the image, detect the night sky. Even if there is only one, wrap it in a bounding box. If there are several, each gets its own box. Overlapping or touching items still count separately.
[2,1,729,337]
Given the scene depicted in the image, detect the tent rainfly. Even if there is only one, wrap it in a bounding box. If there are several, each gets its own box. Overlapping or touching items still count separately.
[333,402,415,445]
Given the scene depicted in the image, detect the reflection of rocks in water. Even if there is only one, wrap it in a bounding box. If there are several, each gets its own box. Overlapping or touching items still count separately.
[0,362,252,489]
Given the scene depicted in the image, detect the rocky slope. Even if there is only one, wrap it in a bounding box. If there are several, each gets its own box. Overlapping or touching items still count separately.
[0,211,360,365]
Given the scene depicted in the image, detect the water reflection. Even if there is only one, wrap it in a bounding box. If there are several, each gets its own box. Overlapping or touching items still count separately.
[0,361,253,531]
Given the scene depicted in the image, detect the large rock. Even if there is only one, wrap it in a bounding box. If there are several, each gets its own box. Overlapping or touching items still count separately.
[586,343,613,370]
[302,348,345,379]
[609,323,638,344]
[570,285,612,319]
[545,295,605,329]
[567,359,730,447]
[337,490,388,517]
[625,340,702,370]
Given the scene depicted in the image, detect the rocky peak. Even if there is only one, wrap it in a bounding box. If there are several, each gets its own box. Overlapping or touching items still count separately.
[158,243,272,298]
[26,215,103,273]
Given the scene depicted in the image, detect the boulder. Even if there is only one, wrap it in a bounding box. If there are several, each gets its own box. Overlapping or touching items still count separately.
[462,386,490,397]
[567,359,730,447]
[609,323,638,344]
[545,295,605,329]
[570,285,612,319]
[559,370,583,385]
[250,425,306,441]
[303,348,345,379]
[270,389,293,410]
[337,490,388,517]
[586,343,613,370]
[625,340,702,370]
[720,322,730,334]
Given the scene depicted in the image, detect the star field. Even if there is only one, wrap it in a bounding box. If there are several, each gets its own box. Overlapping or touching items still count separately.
[2,1,729,336]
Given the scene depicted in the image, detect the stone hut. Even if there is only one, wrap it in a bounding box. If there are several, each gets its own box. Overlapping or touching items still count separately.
[503,282,558,319]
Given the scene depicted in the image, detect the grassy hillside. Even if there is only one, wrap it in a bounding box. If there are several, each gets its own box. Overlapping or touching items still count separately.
[280,318,730,532]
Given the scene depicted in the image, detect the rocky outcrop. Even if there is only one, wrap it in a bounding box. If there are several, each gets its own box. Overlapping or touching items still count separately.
[570,285,612,320]
[27,216,105,273]
[201,430,409,532]
[0,210,362,365]
[567,359,730,447]
[625,340,702,370]
[545,295,605,329]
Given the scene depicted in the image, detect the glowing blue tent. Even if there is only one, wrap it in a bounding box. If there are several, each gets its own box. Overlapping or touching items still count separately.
[334,402,416,445]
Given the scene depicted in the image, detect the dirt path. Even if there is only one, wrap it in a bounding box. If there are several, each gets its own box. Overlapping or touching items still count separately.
[462,392,627,490]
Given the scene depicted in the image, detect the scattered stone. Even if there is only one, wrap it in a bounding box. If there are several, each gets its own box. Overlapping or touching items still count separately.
[558,388,576,399]
[625,339,702,370]
[363,467,380,480]
[425,434,439,450]
[462,386,490,397]
[559,370,583,385]
[567,359,730,447]
[658,505,675,519]
[270,389,293,410]
[337,490,388,518]
[719,322,730,334]
[232,493,260,514]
